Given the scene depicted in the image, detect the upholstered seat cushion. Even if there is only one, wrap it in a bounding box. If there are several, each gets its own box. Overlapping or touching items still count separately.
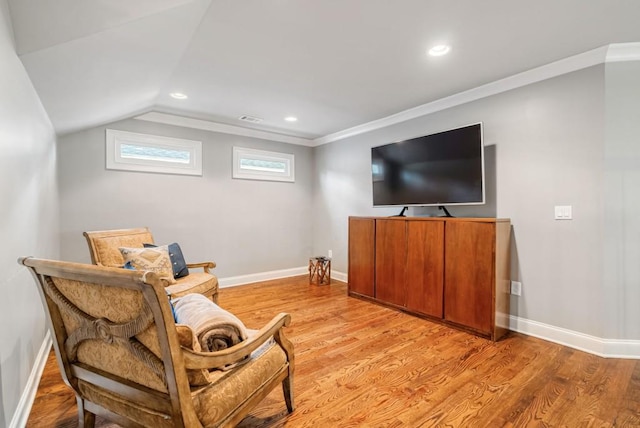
[23,255,293,428]
[191,342,288,427]
[84,228,219,304]
[77,381,175,428]
[76,342,287,427]
[166,272,217,299]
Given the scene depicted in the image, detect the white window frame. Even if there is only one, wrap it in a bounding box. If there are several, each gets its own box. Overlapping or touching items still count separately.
[232,146,295,182]
[106,129,202,176]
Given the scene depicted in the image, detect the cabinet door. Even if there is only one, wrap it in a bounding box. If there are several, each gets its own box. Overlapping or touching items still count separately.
[406,221,445,318]
[348,218,375,297]
[444,221,495,334]
[375,219,406,306]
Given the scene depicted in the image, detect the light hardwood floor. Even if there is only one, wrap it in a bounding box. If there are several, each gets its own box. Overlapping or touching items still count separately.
[27,276,640,427]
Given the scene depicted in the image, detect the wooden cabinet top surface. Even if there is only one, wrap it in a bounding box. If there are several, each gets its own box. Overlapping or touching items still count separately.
[349,216,510,224]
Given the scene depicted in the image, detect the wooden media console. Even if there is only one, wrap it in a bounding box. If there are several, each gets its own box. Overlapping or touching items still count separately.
[348,216,511,341]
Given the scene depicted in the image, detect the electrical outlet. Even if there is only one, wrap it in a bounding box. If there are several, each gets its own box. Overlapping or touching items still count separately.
[328,250,333,258]
[511,281,522,296]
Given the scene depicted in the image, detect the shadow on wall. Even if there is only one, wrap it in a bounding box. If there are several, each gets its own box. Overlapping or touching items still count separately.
[414,144,497,218]
[509,226,522,319]
[0,359,4,427]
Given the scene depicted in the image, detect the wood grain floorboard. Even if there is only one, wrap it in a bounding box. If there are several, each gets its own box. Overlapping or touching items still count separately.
[27,275,639,427]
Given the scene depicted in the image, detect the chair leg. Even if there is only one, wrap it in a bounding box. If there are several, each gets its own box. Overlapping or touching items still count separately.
[282,373,295,413]
[76,397,96,428]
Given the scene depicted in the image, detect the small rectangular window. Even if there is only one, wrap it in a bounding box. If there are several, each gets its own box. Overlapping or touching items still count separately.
[106,129,202,176]
[233,147,294,182]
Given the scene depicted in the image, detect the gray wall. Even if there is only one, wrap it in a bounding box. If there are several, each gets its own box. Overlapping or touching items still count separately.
[313,65,611,338]
[603,60,640,339]
[0,0,59,425]
[58,118,314,279]
[52,54,640,345]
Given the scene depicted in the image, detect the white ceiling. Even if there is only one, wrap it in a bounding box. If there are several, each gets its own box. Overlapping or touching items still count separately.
[8,0,640,141]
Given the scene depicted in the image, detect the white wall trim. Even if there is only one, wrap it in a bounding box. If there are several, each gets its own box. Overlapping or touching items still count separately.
[313,45,610,145]
[16,267,344,426]
[18,280,637,428]
[105,129,203,176]
[133,43,640,149]
[219,266,308,288]
[331,270,347,283]
[232,146,295,182]
[130,44,640,149]
[509,315,640,359]
[10,330,52,428]
[219,267,348,288]
[339,271,638,358]
[134,112,314,147]
[306,272,639,358]
[605,42,640,63]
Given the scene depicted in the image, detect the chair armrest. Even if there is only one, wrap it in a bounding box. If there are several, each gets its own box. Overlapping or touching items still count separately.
[186,261,216,273]
[181,313,291,370]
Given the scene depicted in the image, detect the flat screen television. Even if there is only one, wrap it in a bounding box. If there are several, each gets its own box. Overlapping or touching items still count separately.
[371,123,485,207]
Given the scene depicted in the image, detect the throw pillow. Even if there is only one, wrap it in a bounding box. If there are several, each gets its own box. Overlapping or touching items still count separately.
[119,245,176,284]
[144,242,190,278]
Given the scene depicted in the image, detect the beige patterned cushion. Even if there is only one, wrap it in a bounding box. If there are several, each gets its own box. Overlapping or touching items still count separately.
[191,342,287,426]
[119,246,176,284]
[165,272,217,299]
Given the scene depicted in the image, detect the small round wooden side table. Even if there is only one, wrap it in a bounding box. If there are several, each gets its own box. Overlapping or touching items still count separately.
[309,256,331,285]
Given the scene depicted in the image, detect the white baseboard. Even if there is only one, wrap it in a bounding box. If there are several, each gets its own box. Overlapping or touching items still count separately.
[219,266,308,288]
[339,271,638,358]
[13,266,338,427]
[509,315,640,359]
[219,267,348,288]
[11,330,52,428]
[20,279,636,428]
[331,270,347,283]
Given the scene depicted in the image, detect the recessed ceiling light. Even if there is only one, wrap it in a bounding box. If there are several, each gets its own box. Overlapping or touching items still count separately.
[428,45,451,57]
[284,116,298,122]
[170,92,188,100]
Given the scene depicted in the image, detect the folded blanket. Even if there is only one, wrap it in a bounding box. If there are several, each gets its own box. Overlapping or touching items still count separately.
[171,293,248,352]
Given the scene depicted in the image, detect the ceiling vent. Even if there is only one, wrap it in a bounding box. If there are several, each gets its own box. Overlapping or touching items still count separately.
[238,115,263,124]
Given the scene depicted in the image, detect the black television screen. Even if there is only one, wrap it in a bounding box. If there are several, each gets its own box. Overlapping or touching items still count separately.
[371,123,484,207]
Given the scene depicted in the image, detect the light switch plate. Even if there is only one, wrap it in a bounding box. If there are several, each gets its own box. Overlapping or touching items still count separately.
[554,205,572,220]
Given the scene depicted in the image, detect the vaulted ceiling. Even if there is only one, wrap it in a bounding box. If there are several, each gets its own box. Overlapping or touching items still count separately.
[8,0,640,142]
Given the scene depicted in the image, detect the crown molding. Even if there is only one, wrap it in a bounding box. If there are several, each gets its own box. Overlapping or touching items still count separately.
[313,45,612,146]
[134,112,315,147]
[135,43,640,148]
[606,42,640,62]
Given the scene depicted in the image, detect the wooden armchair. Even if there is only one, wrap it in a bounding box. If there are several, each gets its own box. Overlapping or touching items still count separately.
[83,227,219,303]
[20,257,295,427]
